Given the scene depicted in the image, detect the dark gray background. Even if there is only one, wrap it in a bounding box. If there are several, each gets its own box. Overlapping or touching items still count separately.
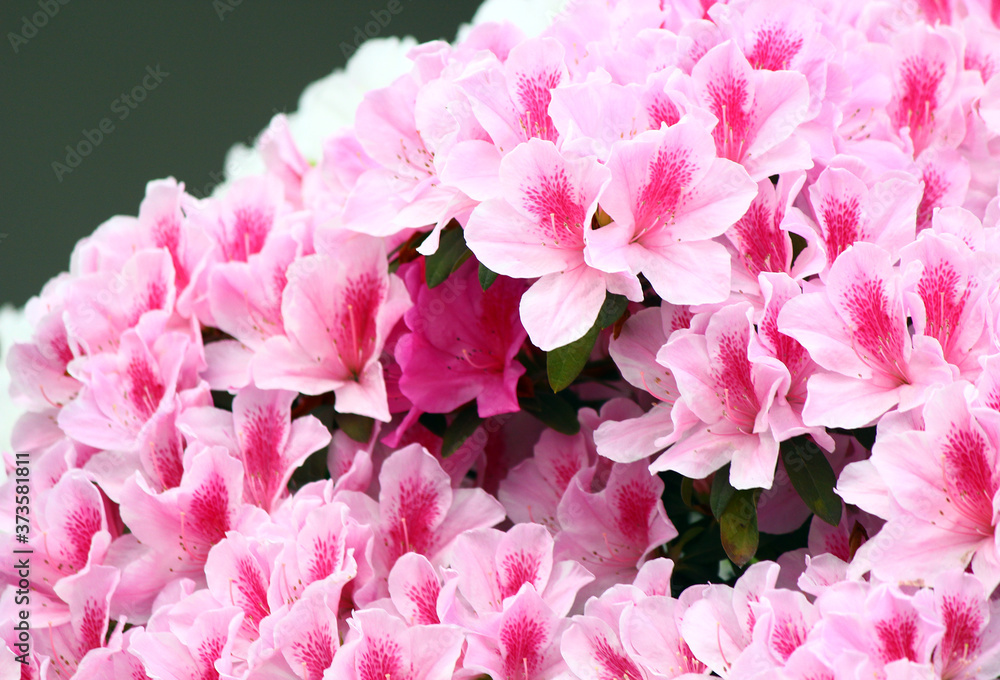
[0,0,482,307]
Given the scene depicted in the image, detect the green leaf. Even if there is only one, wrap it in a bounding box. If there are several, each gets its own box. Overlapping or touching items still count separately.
[418,412,447,437]
[441,402,483,458]
[520,390,580,435]
[546,326,600,393]
[780,435,842,526]
[680,477,694,510]
[595,293,629,328]
[545,293,629,393]
[719,488,760,567]
[424,221,471,288]
[709,464,736,519]
[478,262,498,291]
[335,412,374,443]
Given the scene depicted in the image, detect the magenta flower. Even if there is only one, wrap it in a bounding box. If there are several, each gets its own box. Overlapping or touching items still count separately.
[396,258,527,416]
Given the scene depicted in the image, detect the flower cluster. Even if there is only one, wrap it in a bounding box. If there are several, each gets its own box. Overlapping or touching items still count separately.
[7,0,1000,677]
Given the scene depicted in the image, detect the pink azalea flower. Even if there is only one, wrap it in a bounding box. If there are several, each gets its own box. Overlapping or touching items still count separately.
[914,149,970,233]
[463,584,570,680]
[755,273,834,446]
[177,386,331,512]
[779,242,954,429]
[334,443,505,586]
[58,315,205,452]
[387,552,446,626]
[118,444,268,578]
[70,177,198,298]
[656,301,813,489]
[204,230,300,390]
[900,226,993,380]
[82,386,212,500]
[886,24,965,156]
[264,500,366,612]
[809,580,943,679]
[592,121,757,306]
[621,589,710,679]
[561,613,653,680]
[838,382,1000,591]
[181,174,291,326]
[253,233,411,421]
[63,247,177,357]
[204,532,276,636]
[448,523,593,623]
[914,571,1000,680]
[792,161,923,278]
[344,69,473,245]
[501,400,641,531]
[595,308,688,464]
[129,604,244,680]
[680,561,781,678]
[464,137,639,350]
[268,585,342,680]
[547,68,715,162]
[728,589,818,678]
[328,608,464,680]
[725,173,814,300]
[458,36,568,153]
[33,563,121,678]
[7,282,81,412]
[70,627,149,680]
[688,39,813,179]
[396,258,527,416]
[2,469,114,626]
[555,459,677,594]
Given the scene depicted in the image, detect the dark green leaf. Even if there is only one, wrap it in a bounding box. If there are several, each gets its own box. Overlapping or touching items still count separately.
[780,435,842,526]
[211,390,234,411]
[288,448,331,491]
[418,412,447,437]
[709,464,735,519]
[424,221,471,288]
[595,293,629,329]
[545,293,629,392]
[520,390,580,434]
[680,477,694,510]
[335,412,374,443]
[790,231,808,262]
[442,402,483,458]
[478,262,498,291]
[719,488,760,567]
[546,326,600,393]
[666,525,704,560]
